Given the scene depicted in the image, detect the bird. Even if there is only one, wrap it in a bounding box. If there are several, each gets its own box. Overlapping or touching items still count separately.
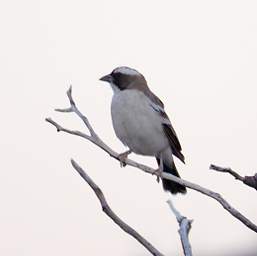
[100,66,186,194]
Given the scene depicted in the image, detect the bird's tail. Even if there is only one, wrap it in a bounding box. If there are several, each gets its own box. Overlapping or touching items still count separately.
[156,158,187,195]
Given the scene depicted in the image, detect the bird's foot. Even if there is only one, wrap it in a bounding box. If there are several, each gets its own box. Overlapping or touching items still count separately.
[117,150,132,167]
[153,168,162,183]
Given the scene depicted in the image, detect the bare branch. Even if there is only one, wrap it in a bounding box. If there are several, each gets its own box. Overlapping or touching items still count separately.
[45,117,92,141]
[167,199,193,256]
[46,87,257,234]
[210,164,257,191]
[209,164,244,181]
[244,174,257,190]
[70,159,164,256]
[66,86,76,106]
[55,107,73,113]
[65,86,98,139]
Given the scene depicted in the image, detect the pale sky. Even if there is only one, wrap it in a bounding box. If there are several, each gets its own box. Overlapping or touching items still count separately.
[0,0,257,255]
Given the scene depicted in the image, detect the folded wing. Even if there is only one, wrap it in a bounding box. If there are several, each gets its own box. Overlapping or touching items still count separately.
[148,91,185,164]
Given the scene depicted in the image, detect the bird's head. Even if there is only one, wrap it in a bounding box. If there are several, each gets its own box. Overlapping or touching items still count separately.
[100,66,147,92]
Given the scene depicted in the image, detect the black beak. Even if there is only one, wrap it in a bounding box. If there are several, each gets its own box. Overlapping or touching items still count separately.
[99,74,113,83]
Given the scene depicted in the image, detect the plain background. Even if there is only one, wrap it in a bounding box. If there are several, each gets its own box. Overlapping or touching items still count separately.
[0,0,257,255]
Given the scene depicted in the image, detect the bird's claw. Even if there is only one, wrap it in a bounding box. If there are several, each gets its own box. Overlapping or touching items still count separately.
[117,150,132,167]
[153,168,162,183]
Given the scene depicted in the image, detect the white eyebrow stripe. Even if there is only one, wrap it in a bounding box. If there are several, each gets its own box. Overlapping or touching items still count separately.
[114,67,140,76]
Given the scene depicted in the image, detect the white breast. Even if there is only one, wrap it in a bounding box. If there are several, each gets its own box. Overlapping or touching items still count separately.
[111,89,169,156]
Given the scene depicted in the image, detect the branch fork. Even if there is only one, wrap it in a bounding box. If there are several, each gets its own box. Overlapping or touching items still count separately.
[167,200,193,256]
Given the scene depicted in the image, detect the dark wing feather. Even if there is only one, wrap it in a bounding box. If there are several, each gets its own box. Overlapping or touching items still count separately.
[162,123,185,163]
[146,90,185,164]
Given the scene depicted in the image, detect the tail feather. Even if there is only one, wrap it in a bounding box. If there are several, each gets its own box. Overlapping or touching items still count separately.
[156,158,187,195]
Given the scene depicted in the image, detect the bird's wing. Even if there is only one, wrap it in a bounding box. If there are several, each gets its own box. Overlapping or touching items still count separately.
[162,123,185,163]
[148,91,185,163]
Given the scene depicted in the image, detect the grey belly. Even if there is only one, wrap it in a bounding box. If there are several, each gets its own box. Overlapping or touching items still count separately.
[111,92,169,156]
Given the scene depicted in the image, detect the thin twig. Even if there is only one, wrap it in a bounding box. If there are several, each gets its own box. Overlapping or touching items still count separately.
[210,164,257,191]
[45,86,257,234]
[167,199,193,256]
[209,164,244,181]
[46,118,92,140]
[71,159,164,256]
